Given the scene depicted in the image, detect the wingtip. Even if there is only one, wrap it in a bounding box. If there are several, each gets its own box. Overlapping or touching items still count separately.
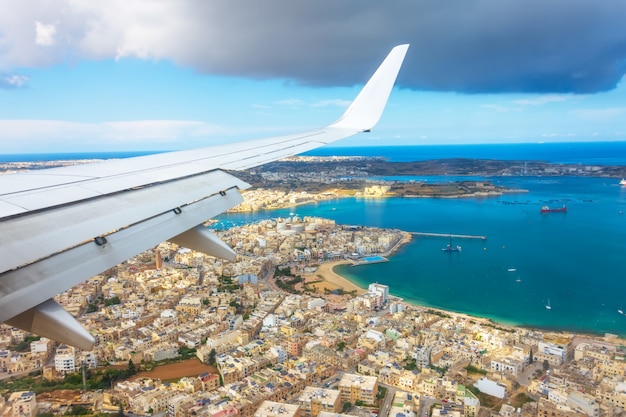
[329,44,409,131]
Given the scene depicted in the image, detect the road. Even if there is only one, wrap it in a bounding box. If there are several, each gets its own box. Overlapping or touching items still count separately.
[517,363,541,387]
[419,396,435,417]
[378,383,397,417]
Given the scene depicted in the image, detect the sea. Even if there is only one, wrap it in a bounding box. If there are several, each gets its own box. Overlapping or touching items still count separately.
[4,141,626,337]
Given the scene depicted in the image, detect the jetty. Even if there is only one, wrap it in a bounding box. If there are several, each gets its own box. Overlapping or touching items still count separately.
[411,232,487,241]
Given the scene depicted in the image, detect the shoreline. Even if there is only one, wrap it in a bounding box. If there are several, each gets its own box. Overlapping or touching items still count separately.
[230,188,530,214]
[324,261,616,339]
[328,266,621,340]
[312,232,619,340]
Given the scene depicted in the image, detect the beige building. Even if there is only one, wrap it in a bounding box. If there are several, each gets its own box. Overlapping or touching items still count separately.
[7,391,38,417]
[537,398,580,417]
[296,387,341,416]
[175,296,202,316]
[338,373,378,405]
[199,372,221,391]
[255,401,301,417]
[567,391,599,417]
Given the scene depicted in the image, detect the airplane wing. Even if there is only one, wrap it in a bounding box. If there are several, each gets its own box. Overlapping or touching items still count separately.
[0,44,409,350]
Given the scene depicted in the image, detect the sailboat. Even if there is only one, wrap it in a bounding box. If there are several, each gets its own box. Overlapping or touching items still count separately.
[618,304,624,315]
[546,299,552,310]
[442,235,462,252]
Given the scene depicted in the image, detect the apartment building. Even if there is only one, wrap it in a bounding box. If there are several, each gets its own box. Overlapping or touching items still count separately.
[337,373,378,405]
[255,401,301,417]
[7,391,38,417]
[296,387,341,416]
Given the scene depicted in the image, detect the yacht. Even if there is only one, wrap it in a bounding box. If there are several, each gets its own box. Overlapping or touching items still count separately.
[442,235,462,253]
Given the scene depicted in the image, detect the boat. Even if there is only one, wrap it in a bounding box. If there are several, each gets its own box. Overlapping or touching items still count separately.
[507,268,517,272]
[540,205,567,213]
[442,235,462,253]
[619,305,624,315]
[546,299,552,310]
[620,178,626,186]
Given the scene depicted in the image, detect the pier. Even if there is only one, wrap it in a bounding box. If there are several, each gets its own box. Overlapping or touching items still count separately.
[411,232,487,241]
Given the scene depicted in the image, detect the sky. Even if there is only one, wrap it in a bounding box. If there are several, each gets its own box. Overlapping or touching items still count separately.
[2,1,626,153]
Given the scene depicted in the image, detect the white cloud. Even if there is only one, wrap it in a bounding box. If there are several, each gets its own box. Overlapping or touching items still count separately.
[1,74,29,88]
[311,99,351,108]
[571,107,626,121]
[0,119,230,152]
[480,104,515,112]
[275,99,306,107]
[510,95,577,106]
[103,120,217,141]
[35,21,56,46]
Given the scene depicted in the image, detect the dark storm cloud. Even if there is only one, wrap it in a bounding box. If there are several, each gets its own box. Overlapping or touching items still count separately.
[3,0,626,94]
[175,0,626,94]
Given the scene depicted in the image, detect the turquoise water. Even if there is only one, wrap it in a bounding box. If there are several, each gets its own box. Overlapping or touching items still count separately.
[217,176,626,336]
[362,256,386,262]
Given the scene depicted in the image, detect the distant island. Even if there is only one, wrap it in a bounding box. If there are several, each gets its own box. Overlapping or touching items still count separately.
[4,154,625,201]
[233,155,626,197]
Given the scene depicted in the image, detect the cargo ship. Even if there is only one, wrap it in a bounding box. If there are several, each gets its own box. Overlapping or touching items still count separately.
[540,205,567,213]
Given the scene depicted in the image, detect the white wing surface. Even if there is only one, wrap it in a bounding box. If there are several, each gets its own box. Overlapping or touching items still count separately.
[0,44,409,350]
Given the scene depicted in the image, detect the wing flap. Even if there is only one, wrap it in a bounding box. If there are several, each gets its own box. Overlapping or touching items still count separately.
[170,226,237,262]
[5,299,95,351]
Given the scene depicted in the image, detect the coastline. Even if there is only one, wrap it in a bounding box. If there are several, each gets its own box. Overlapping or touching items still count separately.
[324,260,598,338]
[225,185,626,337]
[315,230,614,339]
[328,260,618,339]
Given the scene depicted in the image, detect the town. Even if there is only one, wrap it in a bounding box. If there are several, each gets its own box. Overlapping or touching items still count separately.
[0,209,624,417]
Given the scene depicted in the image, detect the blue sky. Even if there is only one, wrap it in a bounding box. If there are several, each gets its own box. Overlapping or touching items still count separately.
[2,1,626,153]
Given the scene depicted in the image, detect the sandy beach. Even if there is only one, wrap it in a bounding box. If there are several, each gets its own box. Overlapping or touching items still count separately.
[304,260,366,295]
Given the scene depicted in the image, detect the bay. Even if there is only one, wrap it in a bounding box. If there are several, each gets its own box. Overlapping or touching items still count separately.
[216,174,626,337]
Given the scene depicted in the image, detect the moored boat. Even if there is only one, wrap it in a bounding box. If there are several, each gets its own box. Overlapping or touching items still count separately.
[442,235,462,252]
[540,205,567,213]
